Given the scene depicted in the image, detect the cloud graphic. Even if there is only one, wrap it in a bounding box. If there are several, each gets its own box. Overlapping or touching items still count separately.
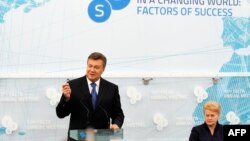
[226,111,240,124]
[46,87,61,106]
[153,113,168,131]
[194,86,208,103]
[126,86,142,104]
[1,116,18,135]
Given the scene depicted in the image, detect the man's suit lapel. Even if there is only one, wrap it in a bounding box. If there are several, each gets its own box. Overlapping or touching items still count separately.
[79,76,92,110]
[96,78,106,108]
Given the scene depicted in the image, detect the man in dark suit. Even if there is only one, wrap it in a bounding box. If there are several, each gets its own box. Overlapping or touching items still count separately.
[56,52,124,141]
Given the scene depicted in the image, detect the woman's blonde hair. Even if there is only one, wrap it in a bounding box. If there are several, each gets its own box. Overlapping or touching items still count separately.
[203,101,221,115]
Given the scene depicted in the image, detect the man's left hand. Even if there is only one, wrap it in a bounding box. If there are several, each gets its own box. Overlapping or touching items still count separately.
[111,124,119,130]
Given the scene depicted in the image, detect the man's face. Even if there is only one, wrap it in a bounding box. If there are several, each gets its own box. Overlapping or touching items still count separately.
[204,110,219,127]
[86,59,105,82]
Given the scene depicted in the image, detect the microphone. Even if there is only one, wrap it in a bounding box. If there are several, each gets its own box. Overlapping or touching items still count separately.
[66,78,71,83]
[99,105,110,129]
[80,99,90,127]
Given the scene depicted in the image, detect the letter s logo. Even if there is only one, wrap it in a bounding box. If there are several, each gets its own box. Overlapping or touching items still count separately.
[95,4,104,17]
[88,0,111,23]
[88,0,130,23]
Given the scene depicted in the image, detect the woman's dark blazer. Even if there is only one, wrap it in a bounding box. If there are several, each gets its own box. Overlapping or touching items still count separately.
[189,122,223,141]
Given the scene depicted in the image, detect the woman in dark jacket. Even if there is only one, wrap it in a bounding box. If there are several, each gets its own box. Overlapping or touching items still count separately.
[189,101,223,141]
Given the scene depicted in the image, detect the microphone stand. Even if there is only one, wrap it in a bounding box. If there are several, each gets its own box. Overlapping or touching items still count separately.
[80,99,90,127]
[99,105,110,129]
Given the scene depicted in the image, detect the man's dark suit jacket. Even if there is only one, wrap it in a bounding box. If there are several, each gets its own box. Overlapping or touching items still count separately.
[189,122,223,141]
[56,76,124,140]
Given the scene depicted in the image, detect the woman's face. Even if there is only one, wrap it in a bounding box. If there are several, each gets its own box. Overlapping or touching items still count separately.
[204,109,219,127]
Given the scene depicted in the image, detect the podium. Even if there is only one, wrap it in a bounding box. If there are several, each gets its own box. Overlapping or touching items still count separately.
[69,128,123,141]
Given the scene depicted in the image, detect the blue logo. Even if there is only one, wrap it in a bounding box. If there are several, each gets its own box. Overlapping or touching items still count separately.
[79,131,86,139]
[88,0,130,23]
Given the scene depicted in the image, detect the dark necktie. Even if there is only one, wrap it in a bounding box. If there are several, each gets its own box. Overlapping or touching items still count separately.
[90,82,97,110]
